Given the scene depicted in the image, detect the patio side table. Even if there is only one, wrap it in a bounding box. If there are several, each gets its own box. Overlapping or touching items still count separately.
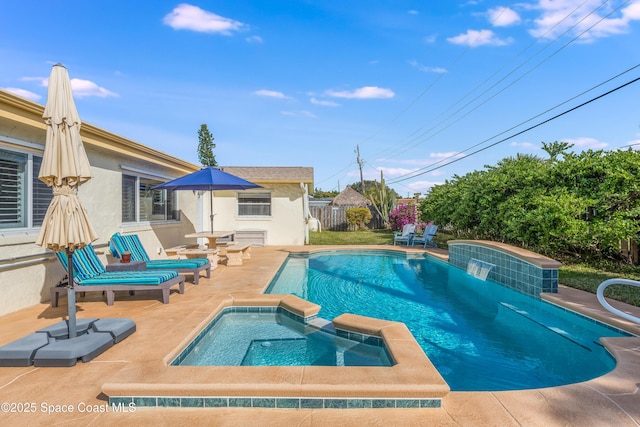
[104,261,147,297]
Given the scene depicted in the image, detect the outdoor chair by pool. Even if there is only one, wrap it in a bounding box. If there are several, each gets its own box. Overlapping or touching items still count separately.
[53,244,185,306]
[393,223,416,246]
[109,232,211,284]
[412,224,439,248]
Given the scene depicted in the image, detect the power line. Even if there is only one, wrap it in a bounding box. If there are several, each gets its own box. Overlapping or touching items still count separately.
[377,0,624,163]
[388,74,640,183]
[373,0,604,162]
[316,1,631,189]
[315,1,523,187]
[388,62,640,182]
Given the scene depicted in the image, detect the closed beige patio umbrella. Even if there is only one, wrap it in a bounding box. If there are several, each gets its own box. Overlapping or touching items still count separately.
[36,64,98,338]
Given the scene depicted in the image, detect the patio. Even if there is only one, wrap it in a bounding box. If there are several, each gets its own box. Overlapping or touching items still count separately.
[0,245,638,426]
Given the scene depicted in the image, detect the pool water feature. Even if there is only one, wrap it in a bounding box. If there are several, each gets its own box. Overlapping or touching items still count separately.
[466,258,495,281]
[266,251,631,391]
[172,307,392,367]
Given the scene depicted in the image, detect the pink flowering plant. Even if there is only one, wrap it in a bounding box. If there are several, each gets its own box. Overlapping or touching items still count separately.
[389,204,417,231]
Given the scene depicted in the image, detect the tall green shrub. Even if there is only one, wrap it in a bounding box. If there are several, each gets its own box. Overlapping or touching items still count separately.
[418,147,640,260]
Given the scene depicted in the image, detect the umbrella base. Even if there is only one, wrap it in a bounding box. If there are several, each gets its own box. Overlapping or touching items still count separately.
[0,318,135,367]
[33,331,114,367]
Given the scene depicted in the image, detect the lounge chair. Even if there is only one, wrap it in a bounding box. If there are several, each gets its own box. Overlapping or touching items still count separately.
[109,232,211,284]
[393,223,416,246]
[53,245,185,306]
[412,224,438,248]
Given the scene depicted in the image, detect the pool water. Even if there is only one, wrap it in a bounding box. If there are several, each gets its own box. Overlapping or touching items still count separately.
[174,311,392,367]
[266,251,631,391]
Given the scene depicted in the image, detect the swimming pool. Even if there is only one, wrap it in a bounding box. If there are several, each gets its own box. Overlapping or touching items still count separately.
[266,250,631,391]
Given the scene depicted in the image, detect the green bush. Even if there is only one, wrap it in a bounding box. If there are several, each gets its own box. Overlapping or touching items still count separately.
[419,148,640,262]
[345,207,372,230]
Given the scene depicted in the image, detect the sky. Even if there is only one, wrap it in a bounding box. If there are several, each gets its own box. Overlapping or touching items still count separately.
[1,1,639,197]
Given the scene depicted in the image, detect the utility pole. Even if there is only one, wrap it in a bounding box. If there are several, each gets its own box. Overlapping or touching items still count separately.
[380,169,385,210]
[356,145,365,193]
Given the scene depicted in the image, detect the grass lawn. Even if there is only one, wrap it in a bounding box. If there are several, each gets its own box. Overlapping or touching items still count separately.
[308,229,396,245]
[560,264,640,307]
[308,229,640,307]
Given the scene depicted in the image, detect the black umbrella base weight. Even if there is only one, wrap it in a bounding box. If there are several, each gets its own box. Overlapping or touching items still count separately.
[0,318,135,367]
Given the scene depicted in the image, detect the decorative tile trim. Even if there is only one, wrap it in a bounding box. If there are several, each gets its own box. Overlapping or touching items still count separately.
[448,242,559,296]
[109,396,442,409]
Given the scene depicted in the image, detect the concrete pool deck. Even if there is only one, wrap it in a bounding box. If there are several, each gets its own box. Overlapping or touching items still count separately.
[0,245,638,426]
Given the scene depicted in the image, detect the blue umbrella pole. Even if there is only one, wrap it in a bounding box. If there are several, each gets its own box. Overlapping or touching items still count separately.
[66,249,77,339]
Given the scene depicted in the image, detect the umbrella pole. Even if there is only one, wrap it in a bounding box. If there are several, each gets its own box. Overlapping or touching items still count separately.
[66,248,77,339]
[209,191,214,232]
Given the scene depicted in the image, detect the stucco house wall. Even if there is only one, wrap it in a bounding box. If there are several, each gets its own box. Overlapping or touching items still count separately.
[0,89,313,316]
[210,183,309,246]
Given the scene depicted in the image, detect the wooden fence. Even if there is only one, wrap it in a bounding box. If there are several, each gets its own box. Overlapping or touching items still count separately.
[309,205,386,231]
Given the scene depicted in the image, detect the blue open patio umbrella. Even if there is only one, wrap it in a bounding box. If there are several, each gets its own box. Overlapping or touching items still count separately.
[152,166,261,231]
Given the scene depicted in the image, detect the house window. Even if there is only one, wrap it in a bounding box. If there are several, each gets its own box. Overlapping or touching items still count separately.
[122,174,178,223]
[0,148,52,229]
[238,193,271,216]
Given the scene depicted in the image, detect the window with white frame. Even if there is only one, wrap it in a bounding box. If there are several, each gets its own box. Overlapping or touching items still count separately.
[0,147,52,229]
[238,192,271,216]
[122,174,178,223]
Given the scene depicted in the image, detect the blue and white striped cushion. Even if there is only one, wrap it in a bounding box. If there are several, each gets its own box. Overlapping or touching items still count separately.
[77,270,178,286]
[110,232,209,268]
[56,245,105,281]
[110,232,151,261]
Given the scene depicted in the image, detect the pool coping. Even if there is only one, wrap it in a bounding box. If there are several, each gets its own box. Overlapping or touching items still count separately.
[102,293,450,408]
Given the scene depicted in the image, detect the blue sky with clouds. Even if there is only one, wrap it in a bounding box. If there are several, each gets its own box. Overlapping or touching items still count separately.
[1,1,639,196]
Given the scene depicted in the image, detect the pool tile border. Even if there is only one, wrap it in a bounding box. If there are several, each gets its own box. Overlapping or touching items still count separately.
[109,396,442,409]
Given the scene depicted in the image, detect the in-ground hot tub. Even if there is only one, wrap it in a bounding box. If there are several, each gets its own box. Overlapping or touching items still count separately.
[171,306,392,367]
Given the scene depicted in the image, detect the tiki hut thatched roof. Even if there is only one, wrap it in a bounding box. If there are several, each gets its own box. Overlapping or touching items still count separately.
[329,186,371,206]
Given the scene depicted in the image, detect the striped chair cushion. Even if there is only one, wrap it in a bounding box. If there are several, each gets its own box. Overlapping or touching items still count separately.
[77,270,178,286]
[56,245,179,286]
[110,232,209,268]
[55,245,106,281]
[110,232,150,262]
[145,259,209,269]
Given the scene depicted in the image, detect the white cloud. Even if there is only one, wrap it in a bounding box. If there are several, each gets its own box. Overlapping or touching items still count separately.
[163,3,246,35]
[529,0,640,42]
[625,1,640,19]
[627,140,640,150]
[408,60,447,74]
[488,7,521,27]
[255,89,290,99]
[564,137,608,150]
[408,10,419,15]
[405,180,443,194]
[246,35,263,43]
[325,86,395,99]
[376,166,416,177]
[70,78,118,98]
[3,87,41,101]
[447,29,513,46]
[281,110,316,118]
[310,97,340,107]
[22,75,117,98]
[510,141,540,150]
